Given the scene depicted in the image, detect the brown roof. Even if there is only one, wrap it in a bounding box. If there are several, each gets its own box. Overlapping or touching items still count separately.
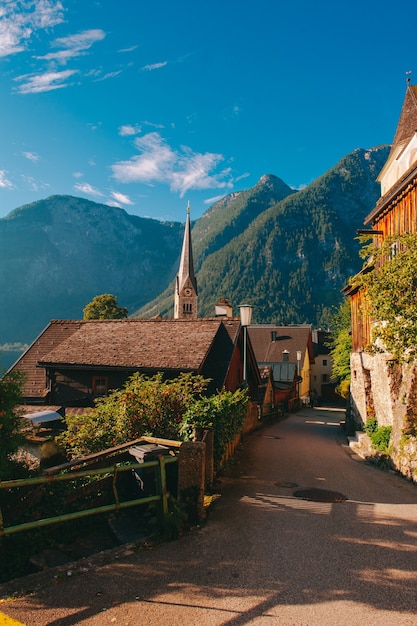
[40,319,235,369]
[11,318,241,399]
[248,325,314,364]
[9,320,83,399]
[390,85,417,154]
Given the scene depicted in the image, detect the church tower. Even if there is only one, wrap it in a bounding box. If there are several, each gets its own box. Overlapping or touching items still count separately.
[174,203,198,319]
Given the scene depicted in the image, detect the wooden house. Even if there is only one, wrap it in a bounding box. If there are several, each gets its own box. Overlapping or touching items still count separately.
[346,83,417,352]
[10,318,261,413]
[344,82,417,450]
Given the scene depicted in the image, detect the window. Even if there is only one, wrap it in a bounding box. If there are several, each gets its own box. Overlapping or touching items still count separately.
[389,241,399,260]
[322,359,328,367]
[92,376,108,396]
[282,351,289,362]
[183,303,193,314]
[321,374,329,383]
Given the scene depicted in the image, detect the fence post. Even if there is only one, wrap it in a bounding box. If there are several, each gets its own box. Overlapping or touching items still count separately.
[178,441,205,524]
[156,455,169,528]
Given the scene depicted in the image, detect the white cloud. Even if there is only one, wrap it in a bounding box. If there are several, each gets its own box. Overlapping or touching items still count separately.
[0,170,14,189]
[110,191,133,205]
[21,174,49,191]
[72,171,83,178]
[74,182,104,197]
[118,45,138,53]
[142,61,167,71]
[36,29,106,63]
[94,70,122,82]
[14,69,78,93]
[22,151,39,162]
[119,124,142,136]
[0,1,64,58]
[111,132,234,198]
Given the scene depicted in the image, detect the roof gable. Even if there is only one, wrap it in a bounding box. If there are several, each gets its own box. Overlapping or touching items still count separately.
[391,85,417,153]
[9,320,83,398]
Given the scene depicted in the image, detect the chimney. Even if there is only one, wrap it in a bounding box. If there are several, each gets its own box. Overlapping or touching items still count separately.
[215,297,233,318]
[271,330,277,342]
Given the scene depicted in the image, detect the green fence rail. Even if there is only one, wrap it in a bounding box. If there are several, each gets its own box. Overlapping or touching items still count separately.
[0,455,178,537]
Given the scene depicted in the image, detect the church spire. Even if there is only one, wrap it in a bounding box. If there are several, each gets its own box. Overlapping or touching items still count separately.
[174,202,198,319]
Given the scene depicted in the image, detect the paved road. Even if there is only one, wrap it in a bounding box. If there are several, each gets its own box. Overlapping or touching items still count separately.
[2,406,417,625]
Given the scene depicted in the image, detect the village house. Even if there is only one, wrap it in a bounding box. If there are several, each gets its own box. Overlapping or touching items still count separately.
[344,81,417,479]
[248,324,315,411]
[311,328,338,403]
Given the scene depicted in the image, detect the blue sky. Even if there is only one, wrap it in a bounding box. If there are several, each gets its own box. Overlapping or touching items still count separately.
[0,0,416,223]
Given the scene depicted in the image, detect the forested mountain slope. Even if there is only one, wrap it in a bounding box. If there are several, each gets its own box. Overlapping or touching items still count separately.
[0,196,183,344]
[136,146,390,325]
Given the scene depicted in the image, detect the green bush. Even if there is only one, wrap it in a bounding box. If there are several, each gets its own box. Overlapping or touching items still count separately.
[180,388,248,469]
[59,372,208,458]
[364,418,391,452]
[370,426,392,452]
[0,370,25,480]
[364,418,378,435]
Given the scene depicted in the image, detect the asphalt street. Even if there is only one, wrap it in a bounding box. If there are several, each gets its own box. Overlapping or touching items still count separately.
[2,405,417,625]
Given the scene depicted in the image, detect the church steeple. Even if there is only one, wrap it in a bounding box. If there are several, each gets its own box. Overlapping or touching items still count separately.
[174,202,198,319]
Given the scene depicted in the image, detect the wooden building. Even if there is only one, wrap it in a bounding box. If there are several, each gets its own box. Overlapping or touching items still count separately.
[346,83,417,352]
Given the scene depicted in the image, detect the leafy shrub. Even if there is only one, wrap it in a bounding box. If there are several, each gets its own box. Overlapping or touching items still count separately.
[59,372,208,458]
[364,418,378,435]
[370,426,392,452]
[353,233,417,362]
[180,388,248,469]
[0,370,25,480]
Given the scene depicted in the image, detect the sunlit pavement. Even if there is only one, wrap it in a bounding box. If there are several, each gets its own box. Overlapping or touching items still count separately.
[2,405,417,626]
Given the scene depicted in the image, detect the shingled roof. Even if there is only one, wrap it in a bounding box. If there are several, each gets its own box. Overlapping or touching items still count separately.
[248,325,314,365]
[10,318,241,399]
[9,320,83,399]
[390,84,417,155]
[39,319,237,369]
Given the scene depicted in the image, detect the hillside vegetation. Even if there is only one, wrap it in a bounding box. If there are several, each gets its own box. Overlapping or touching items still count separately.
[0,146,389,352]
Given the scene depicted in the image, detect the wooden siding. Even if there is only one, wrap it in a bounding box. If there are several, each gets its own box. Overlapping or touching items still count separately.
[349,172,417,353]
[350,290,371,353]
[370,176,417,241]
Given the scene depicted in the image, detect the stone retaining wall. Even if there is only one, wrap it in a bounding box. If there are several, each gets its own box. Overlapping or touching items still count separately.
[350,351,417,482]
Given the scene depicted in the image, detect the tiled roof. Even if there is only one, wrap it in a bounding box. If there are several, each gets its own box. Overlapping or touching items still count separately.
[9,320,83,399]
[40,319,233,370]
[248,325,313,364]
[10,319,242,400]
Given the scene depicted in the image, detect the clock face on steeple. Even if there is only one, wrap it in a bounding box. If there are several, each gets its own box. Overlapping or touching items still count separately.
[184,288,192,296]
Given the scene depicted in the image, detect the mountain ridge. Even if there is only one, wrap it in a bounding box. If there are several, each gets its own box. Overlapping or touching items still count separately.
[0,146,390,357]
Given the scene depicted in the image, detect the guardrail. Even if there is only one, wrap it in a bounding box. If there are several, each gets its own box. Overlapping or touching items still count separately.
[0,454,178,537]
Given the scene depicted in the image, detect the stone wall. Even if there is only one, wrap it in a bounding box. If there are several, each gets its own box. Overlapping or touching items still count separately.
[350,351,417,482]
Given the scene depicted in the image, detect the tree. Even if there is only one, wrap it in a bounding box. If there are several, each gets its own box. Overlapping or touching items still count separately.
[328,299,352,399]
[83,293,128,320]
[353,233,417,362]
[0,370,25,480]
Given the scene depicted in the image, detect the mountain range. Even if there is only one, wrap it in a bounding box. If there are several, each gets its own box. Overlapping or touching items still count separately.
[0,145,389,369]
